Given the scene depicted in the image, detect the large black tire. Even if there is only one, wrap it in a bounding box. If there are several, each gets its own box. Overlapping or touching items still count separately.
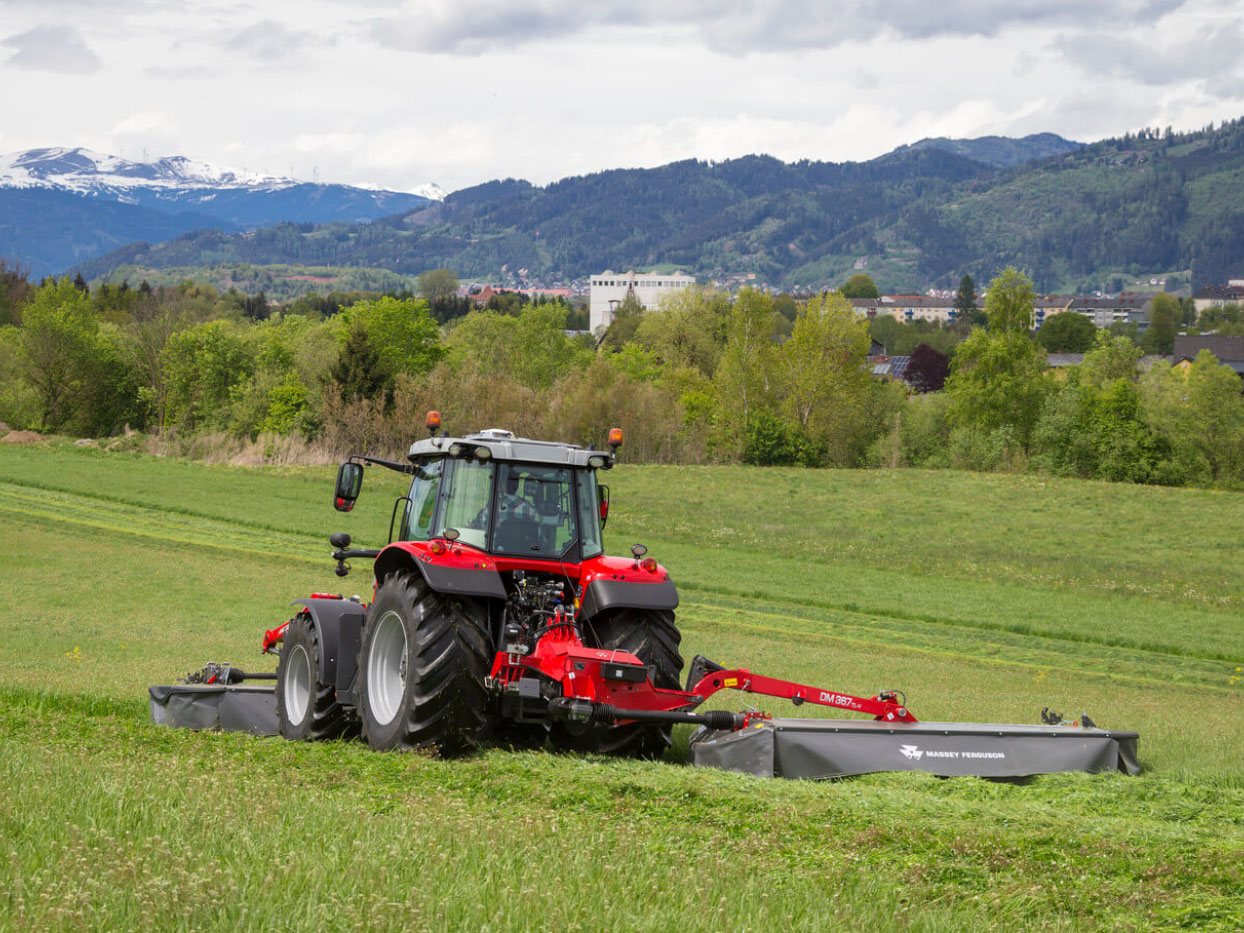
[276,612,355,741]
[552,608,684,759]
[358,572,493,756]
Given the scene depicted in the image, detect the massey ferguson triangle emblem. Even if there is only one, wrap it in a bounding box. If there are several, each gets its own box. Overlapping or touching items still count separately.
[899,744,923,760]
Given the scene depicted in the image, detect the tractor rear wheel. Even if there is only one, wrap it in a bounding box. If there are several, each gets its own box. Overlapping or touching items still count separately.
[358,572,493,756]
[552,608,684,759]
[276,612,354,741]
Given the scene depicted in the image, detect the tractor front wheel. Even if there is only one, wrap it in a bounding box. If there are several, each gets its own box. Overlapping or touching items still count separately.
[552,608,684,759]
[276,612,354,741]
[358,572,493,756]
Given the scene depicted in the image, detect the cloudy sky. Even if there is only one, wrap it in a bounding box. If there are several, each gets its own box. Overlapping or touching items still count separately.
[2,0,1243,193]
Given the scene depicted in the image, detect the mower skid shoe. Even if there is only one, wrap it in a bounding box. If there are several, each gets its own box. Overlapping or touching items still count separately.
[690,719,1140,780]
[149,684,279,736]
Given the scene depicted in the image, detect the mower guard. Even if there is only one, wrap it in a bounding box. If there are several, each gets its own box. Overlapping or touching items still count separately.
[149,684,278,736]
[690,718,1140,779]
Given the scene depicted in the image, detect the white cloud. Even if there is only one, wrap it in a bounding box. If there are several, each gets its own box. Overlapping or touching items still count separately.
[362,0,1189,55]
[2,24,102,73]
[0,0,1242,192]
[112,111,178,136]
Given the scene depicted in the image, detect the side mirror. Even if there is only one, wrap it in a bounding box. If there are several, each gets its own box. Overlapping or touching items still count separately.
[598,484,610,529]
[334,462,364,512]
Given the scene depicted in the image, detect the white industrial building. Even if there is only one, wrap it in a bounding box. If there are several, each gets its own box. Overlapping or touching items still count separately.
[589,270,696,333]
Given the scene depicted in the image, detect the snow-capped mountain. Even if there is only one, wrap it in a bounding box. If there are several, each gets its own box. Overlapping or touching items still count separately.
[409,182,448,201]
[0,147,294,193]
[0,146,442,276]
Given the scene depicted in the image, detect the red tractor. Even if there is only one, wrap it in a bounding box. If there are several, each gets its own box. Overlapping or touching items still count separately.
[264,413,915,758]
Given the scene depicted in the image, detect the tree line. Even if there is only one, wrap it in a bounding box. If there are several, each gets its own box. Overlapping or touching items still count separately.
[0,264,1241,488]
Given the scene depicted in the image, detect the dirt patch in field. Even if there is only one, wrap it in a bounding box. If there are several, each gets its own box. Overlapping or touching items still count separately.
[2,430,43,444]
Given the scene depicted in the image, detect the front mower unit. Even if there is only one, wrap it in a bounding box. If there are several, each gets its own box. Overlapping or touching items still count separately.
[149,420,1142,780]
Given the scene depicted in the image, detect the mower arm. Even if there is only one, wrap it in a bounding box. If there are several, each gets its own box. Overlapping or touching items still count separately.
[688,667,917,723]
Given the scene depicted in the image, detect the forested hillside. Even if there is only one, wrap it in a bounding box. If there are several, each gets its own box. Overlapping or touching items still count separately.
[76,120,1244,291]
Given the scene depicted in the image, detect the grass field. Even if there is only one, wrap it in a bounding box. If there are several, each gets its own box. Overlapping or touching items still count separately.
[1,442,1242,929]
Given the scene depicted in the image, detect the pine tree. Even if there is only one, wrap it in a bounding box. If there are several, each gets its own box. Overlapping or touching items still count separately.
[331,325,388,401]
[954,274,977,319]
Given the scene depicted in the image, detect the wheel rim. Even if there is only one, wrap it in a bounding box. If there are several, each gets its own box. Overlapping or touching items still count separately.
[367,610,407,727]
[283,643,312,726]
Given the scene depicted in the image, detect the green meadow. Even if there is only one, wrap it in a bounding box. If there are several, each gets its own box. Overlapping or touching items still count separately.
[1,442,1241,930]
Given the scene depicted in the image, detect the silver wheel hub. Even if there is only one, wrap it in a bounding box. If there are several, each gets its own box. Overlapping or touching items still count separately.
[283,643,312,726]
[368,610,408,726]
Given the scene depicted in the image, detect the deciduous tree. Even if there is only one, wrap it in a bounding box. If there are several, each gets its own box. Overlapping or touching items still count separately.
[1038,311,1097,353]
[906,343,950,392]
[1143,293,1179,355]
[715,288,777,444]
[417,268,459,305]
[985,267,1035,334]
[1141,351,1244,484]
[840,273,879,299]
[339,296,443,380]
[946,327,1048,448]
[778,290,872,464]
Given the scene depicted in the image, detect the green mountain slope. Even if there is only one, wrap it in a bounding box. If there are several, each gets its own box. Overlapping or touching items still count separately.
[900,132,1083,167]
[76,121,1244,291]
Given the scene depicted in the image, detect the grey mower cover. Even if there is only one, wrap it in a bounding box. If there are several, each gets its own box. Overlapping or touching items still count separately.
[149,685,279,736]
[689,719,1140,779]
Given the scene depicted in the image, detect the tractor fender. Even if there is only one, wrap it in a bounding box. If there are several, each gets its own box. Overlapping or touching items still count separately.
[579,577,680,621]
[291,597,367,693]
[373,543,508,600]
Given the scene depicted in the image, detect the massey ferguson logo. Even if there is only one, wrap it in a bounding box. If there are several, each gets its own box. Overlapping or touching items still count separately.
[898,743,1006,761]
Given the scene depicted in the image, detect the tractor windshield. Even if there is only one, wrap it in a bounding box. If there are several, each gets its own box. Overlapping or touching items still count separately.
[405,457,604,561]
[441,458,494,549]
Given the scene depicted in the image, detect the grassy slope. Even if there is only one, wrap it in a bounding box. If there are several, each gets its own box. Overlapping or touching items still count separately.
[1,443,1241,929]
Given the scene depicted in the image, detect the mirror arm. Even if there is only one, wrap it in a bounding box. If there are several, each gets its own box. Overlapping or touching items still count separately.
[351,454,415,475]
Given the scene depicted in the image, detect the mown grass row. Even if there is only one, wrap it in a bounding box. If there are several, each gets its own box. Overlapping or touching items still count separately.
[3,688,1242,931]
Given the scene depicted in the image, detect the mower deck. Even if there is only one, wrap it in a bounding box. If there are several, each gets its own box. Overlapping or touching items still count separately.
[149,683,1139,779]
[149,684,278,736]
[690,718,1141,779]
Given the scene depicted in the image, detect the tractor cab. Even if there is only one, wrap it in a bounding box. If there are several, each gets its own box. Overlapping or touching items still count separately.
[333,416,617,566]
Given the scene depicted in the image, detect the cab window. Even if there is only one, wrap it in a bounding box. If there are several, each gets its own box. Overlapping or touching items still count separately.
[492,463,576,558]
[441,459,494,549]
[406,459,443,540]
[575,470,603,559]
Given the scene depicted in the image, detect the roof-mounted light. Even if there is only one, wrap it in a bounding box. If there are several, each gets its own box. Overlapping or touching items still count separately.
[608,427,623,451]
[448,443,464,456]
[587,455,606,469]
[425,410,442,434]
[475,446,492,460]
